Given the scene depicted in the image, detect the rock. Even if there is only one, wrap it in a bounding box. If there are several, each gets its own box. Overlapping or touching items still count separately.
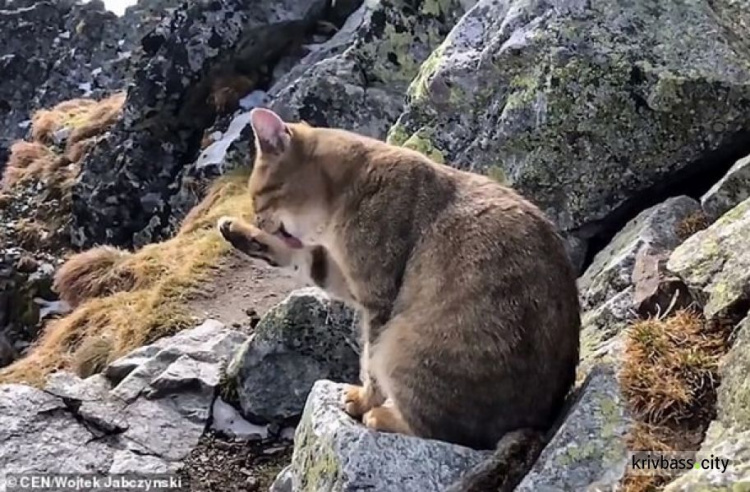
[516,364,632,492]
[227,288,360,423]
[286,380,491,491]
[668,197,750,321]
[702,154,750,221]
[663,316,750,490]
[663,422,750,491]
[70,0,329,248]
[0,319,247,481]
[0,0,150,165]
[631,245,693,318]
[391,0,750,261]
[269,0,476,139]
[0,383,116,477]
[579,196,701,310]
[579,288,633,372]
[270,465,294,492]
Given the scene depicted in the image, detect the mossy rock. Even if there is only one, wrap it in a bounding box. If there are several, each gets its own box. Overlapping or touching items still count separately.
[392,0,750,259]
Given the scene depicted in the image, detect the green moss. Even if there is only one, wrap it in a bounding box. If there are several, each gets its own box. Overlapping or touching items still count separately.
[401,129,445,164]
[386,123,410,146]
[407,44,446,101]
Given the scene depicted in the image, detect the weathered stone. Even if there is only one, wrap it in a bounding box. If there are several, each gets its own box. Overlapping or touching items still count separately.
[716,316,750,432]
[0,383,116,478]
[287,380,491,491]
[270,465,294,492]
[269,0,476,139]
[0,0,147,165]
[0,319,247,482]
[392,0,750,260]
[702,154,750,221]
[579,288,633,372]
[71,0,329,248]
[668,197,750,321]
[631,245,693,318]
[579,196,701,310]
[516,364,632,492]
[0,331,15,368]
[227,288,360,423]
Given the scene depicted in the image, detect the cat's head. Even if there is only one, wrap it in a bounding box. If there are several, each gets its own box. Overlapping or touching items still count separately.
[246,108,335,249]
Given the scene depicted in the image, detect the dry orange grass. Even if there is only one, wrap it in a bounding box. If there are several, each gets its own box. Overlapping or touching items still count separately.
[30,93,125,147]
[620,309,726,426]
[1,141,58,189]
[3,93,125,192]
[619,309,730,492]
[675,211,710,241]
[0,168,254,385]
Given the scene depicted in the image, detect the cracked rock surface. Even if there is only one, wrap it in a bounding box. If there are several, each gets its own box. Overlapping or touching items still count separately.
[0,319,247,480]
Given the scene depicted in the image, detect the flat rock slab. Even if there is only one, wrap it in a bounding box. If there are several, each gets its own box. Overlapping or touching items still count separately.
[668,197,750,320]
[285,380,491,491]
[578,196,701,310]
[0,319,247,484]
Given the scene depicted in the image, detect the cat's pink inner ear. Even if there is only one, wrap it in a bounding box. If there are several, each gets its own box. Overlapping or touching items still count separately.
[250,108,289,155]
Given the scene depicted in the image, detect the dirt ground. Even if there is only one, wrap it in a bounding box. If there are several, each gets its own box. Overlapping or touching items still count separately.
[188,250,301,327]
[179,431,293,492]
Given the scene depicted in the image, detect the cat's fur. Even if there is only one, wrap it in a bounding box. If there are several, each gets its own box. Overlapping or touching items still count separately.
[218,108,581,450]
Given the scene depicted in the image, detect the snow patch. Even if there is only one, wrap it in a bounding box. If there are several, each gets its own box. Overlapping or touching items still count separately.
[195,111,253,170]
[211,398,268,440]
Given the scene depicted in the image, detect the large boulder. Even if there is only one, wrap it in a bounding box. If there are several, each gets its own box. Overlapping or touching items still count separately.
[269,0,476,139]
[281,380,491,491]
[0,319,247,480]
[390,0,750,263]
[668,197,750,321]
[70,0,329,248]
[227,288,360,423]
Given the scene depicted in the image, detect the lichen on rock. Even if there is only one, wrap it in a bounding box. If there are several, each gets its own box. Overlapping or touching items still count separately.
[393,0,750,261]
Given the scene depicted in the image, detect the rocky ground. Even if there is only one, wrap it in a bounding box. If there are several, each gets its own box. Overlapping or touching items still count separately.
[2,0,750,491]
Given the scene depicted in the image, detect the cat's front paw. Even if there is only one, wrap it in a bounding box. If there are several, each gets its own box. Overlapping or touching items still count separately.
[217,216,276,264]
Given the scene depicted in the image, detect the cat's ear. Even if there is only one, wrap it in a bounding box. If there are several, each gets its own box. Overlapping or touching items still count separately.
[250,108,290,156]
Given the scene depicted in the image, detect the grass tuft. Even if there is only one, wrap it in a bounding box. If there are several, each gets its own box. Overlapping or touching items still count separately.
[619,309,731,492]
[620,309,726,426]
[675,211,710,241]
[0,168,254,386]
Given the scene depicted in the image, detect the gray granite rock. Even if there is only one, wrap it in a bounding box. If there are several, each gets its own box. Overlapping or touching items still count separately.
[702,154,750,221]
[70,0,329,248]
[668,197,750,320]
[579,196,701,310]
[391,0,750,262]
[269,0,477,140]
[227,288,360,423]
[286,380,491,491]
[516,364,632,492]
[0,319,246,484]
